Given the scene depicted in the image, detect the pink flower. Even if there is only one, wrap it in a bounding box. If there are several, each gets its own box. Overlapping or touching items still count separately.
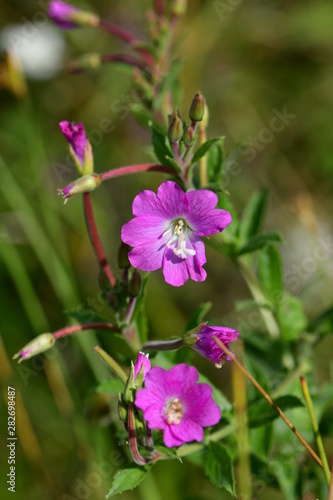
[48,1,79,29]
[135,364,221,448]
[121,181,232,287]
[186,325,239,367]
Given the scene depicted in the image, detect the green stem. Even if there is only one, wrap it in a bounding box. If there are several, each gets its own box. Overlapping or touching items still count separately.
[94,346,128,384]
[300,376,331,487]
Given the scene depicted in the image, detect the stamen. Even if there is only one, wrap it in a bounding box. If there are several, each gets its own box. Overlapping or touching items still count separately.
[166,398,183,425]
[173,240,196,259]
[163,219,196,259]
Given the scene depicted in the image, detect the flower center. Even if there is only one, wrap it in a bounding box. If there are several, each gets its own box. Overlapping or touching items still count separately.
[163,218,196,260]
[165,398,183,425]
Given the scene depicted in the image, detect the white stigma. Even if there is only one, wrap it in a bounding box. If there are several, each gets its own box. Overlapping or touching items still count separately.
[162,219,196,260]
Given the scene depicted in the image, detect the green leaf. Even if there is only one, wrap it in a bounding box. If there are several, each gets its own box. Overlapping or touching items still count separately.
[154,445,182,462]
[257,244,283,297]
[164,155,183,174]
[192,138,221,164]
[205,442,235,496]
[237,231,283,256]
[239,189,269,244]
[276,292,307,341]
[185,301,212,331]
[250,425,274,462]
[207,137,225,186]
[150,123,174,168]
[96,379,124,394]
[248,395,304,428]
[106,467,148,498]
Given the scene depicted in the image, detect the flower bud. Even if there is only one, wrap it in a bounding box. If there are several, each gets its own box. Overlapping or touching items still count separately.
[128,270,142,297]
[59,121,94,174]
[171,0,187,16]
[183,125,195,146]
[13,334,55,363]
[118,243,131,269]
[48,1,99,29]
[168,110,183,143]
[189,92,205,123]
[67,53,102,73]
[183,324,239,368]
[59,173,101,203]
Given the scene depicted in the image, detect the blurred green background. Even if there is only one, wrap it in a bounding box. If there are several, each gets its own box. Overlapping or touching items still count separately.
[0,1,332,499]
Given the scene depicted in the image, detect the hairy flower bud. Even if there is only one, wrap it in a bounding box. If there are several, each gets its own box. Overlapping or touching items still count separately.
[118,242,131,269]
[59,173,101,203]
[49,1,99,29]
[128,270,142,297]
[189,92,205,123]
[13,334,55,363]
[168,110,183,143]
[183,125,195,146]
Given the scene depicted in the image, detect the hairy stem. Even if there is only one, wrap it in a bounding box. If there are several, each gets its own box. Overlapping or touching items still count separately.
[100,163,175,182]
[53,322,119,339]
[83,193,116,287]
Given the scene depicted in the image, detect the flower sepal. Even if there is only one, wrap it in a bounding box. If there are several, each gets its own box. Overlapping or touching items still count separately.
[122,353,151,404]
[59,173,101,203]
[182,322,208,347]
[13,333,55,363]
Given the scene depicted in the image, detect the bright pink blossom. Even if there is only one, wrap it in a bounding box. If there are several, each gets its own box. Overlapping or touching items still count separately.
[121,181,232,287]
[135,364,221,448]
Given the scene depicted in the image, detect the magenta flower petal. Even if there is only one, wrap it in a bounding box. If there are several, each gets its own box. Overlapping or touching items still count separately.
[59,121,87,165]
[49,1,78,28]
[187,325,240,367]
[121,181,232,287]
[135,364,221,448]
[156,181,189,219]
[133,352,151,381]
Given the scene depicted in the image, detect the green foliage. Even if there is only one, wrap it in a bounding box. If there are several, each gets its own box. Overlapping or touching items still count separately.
[276,293,308,341]
[204,442,236,496]
[248,395,304,428]
[106,466,149,498]
[257,244,283,298]
[239,189,269,244]
[237,231,283,256]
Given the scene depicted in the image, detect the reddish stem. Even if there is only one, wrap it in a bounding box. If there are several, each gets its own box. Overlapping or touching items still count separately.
[83,193,116,287]
[101,53,147,70]
[99,20,139,45]
[154,0,165,16]
[100,163,175,182]
[53,322,119,339]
